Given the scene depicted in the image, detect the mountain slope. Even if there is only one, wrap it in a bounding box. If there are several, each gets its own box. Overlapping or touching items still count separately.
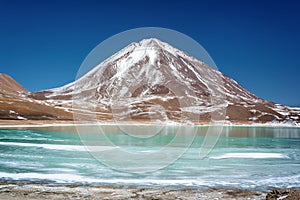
[0,74,72,120]
[30,38,300,125]
[0,74,28,97]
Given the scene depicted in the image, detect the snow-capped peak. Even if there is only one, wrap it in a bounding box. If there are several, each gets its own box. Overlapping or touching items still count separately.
[138,38,163,48]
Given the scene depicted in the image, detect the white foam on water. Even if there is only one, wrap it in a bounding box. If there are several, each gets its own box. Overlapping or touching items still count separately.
[0,172,299,190]
[0,141,117,152]
[0,161,44,168]
[0,172,209,186]
[242,174,300,189]
[0,172,96,183]
[210,152,289,159]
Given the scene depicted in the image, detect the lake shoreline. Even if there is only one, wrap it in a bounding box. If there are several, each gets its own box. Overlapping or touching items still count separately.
[1,182,300,200]
[0,119,299,130]
[0,182,266,200]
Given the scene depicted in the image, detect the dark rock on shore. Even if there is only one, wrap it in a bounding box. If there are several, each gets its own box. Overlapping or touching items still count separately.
[266,189,300,200]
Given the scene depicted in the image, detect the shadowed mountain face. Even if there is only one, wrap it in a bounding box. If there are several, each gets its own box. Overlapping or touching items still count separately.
[1,38,300,124]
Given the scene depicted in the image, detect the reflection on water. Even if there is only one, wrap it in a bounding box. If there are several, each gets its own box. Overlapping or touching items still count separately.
[221,126,300,138]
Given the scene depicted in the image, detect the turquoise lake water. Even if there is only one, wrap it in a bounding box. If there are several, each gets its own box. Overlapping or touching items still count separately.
[0,126,299,191]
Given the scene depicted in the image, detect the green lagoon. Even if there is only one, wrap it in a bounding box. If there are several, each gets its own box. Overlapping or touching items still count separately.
[0,126,299,191]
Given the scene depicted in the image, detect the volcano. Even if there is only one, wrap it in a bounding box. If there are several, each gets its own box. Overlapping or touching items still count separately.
[1,38,299,125]
[27,38,299,125]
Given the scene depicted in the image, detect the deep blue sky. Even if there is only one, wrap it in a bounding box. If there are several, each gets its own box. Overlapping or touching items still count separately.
[0,0,299,106]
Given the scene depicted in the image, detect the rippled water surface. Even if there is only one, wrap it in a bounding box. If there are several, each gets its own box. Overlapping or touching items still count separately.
[0,126,299,191]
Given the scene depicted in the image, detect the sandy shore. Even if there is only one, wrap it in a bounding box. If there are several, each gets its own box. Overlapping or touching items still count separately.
[0,120,77,126]
[0,182,299,200]
[0,182,269,200]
